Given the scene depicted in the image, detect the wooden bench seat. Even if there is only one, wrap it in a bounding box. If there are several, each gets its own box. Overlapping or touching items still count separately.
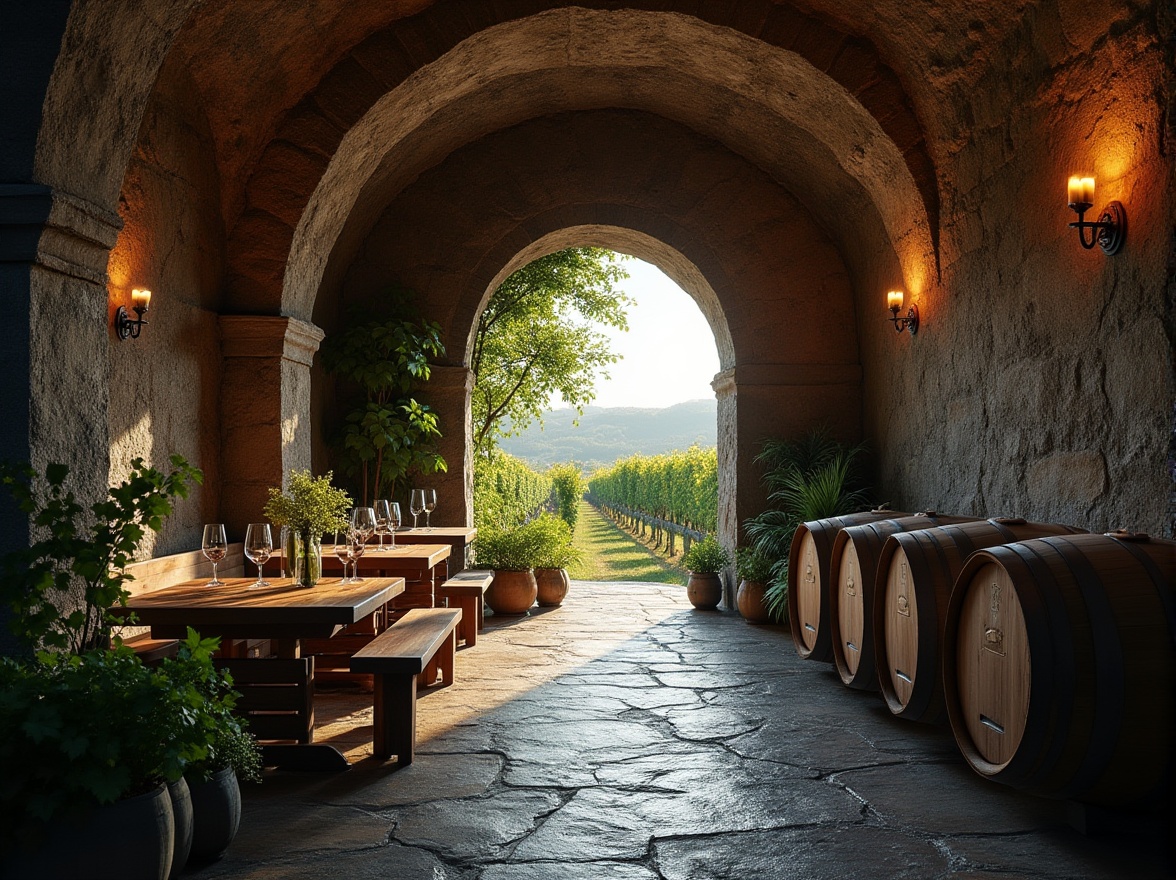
[350,608,462,764]
[437,569,492,648]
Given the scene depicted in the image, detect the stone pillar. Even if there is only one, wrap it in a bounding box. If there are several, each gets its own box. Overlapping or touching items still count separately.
[0,184,120,653]
[711,369,738,608]
[423,365,474,528]
[219,316,324,535]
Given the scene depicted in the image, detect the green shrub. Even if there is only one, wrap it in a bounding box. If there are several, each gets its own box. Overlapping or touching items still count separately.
[735,546,774,583]
[473,523,544,570]
[524,513,583,569]
[681,535,731,574]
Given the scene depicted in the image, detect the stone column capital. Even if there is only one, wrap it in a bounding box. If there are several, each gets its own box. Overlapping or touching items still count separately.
[428,364,475,392]
[0,183,122,285]
[218,315,325,366]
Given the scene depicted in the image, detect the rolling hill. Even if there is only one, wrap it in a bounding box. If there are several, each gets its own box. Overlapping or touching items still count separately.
[497,398,717,472]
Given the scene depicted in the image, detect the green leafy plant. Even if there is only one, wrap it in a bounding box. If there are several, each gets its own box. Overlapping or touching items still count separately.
[523,513,584,570]
[320,295,448,505]
[681,535,731,574]
[0,456,202,654]
[263,469,352,540]
[547,463,585,531]
[473,450,551,532]
[0,639,238,848]
[473,523,545,571]
[743,431,871,623]
[736,546,774,583]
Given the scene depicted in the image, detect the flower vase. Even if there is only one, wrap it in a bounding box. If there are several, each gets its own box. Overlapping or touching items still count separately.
[286,530,322,587]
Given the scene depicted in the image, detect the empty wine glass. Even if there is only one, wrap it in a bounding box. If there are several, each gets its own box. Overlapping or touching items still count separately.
[424,489,437,531]
[334,529,355,583]
[387,501,402,549]
[244,523,273,589]
[351,506,376,544]
[373,500,391,551]
[350,528,367,583]
[202,523,228,586]
[409,489,425,530]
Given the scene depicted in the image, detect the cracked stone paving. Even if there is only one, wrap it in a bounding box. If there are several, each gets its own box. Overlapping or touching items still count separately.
[197,581,1174,879]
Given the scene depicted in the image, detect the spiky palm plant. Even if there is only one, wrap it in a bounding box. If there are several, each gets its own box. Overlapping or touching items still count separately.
[743,432,870,623]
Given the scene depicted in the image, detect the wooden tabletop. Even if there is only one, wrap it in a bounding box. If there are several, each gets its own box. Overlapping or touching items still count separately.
[111,576,405,641]
[321,542,451,573]
[394,527,477,542]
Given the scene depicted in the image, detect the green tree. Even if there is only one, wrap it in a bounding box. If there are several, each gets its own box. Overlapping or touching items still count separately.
[471,248,631,454]
[321,295,447,505]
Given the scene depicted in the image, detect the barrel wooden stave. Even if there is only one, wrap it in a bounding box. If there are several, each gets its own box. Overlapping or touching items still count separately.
[943,532,1176,807]
[874,519,1085,724]
[787,510,908,662]
[829,513,978,690]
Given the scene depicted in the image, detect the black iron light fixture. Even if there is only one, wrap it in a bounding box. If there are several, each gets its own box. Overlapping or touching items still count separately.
[116,289,151,340]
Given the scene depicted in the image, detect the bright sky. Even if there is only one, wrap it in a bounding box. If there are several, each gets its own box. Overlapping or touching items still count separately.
[556,257,721,409]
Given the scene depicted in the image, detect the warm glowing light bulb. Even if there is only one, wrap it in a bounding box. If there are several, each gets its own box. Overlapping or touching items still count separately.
[887,290,904,311]
[1081,177,1095,205]
[1068,176,1095,207]
[131,289,152,311]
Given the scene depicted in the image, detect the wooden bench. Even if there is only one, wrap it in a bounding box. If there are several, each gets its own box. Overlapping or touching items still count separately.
[349,608,462,764]
[117,543,245,660]
[437,569,492,648]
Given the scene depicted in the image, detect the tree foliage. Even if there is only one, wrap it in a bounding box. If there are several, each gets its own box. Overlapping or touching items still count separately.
[320,295,447,505]
[471,248,631,455]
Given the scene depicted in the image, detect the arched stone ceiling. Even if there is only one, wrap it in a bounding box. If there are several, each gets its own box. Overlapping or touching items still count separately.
[262,8,935,322]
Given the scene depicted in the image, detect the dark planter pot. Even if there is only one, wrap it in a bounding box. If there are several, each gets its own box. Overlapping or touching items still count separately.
[187,767,241,864]
[166,777,194,880]
[736,579,772,623]
[0,783,174,880]
[535,567,570,607]
[486,569,537,614]
[687,572,723,610]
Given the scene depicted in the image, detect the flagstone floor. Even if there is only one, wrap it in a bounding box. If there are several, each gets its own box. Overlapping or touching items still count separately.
[196,581,1173,879]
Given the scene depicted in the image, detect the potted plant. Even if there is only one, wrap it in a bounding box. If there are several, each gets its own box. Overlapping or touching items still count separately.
[525,513,582,607]
[263,469,352,586]
[169,631,262,866]
[735,546,775,623]
[474,523,543,614]
[0,457,253,880]
[681,535,731,610]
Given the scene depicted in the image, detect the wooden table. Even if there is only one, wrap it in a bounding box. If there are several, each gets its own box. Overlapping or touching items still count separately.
[111,576,405,769]
[392,526,477,574]
[112,576,404,656]
[312,544,452,611]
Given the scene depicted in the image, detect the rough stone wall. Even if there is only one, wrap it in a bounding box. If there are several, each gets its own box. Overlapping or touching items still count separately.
[861,9,1173,535]
[106,59,225,555]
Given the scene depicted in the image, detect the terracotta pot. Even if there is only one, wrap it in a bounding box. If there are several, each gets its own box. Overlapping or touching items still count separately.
[736,579,772,623]
[187,767,241,864]
[686,572,723,610]
[2,783,175,880]
[535,568,570,606]
[486,569,537,614]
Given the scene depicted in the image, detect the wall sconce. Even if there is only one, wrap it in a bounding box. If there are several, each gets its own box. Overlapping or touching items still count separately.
[1066,176,1125,255]
[886,290,918,335]
[115,289,151,340]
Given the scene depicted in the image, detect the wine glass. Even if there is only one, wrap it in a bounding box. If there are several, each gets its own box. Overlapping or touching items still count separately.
[409,489,425,530]
[423,489,437,531]
[387,501,402,549]
[244,523,272,589]
[373,500,391,552]
[350,528,367,583]
[202,524,227,586]
[351,507,376,544]
[334,529,355,583]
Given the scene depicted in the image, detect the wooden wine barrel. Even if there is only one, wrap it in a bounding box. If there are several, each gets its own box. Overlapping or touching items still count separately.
[943,531,1176,806]
[828,512,980,691]
[787,508,908,661]
[874,518,1085,724]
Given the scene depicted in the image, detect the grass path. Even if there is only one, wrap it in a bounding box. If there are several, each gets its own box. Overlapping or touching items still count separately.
[566,500,687,584]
